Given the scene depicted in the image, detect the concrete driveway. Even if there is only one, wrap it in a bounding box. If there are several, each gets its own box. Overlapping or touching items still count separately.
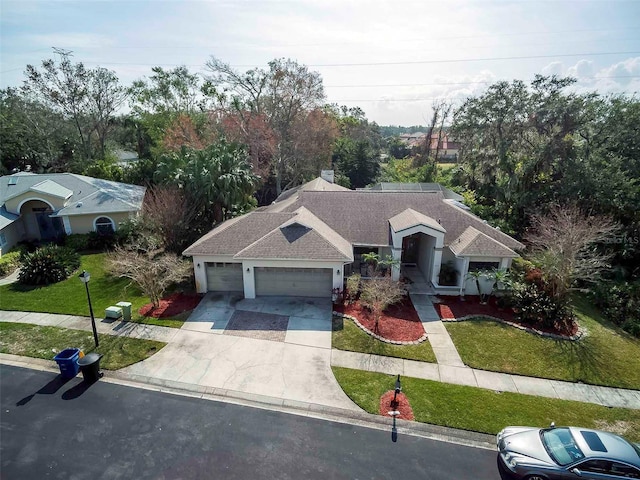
[120,294,358,411]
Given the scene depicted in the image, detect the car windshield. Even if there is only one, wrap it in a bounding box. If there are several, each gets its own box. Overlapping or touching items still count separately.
[541,428,585,466]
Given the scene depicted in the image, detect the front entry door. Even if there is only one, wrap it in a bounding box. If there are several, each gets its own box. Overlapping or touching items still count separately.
[401,235,419,264]
[35,211,64,241]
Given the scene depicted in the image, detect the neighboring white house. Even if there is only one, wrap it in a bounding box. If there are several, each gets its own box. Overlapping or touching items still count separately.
[0,172,145,256]
[184,176,523,299]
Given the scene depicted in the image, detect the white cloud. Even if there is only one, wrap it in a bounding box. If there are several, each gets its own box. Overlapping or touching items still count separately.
[542,61,564,77]
[567,59,594,80]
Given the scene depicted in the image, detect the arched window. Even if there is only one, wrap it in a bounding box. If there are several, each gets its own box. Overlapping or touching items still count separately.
[94,216,115,235]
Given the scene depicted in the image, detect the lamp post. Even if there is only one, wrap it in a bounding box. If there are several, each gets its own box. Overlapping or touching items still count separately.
[392,374,402,407]
[79,270,99,347]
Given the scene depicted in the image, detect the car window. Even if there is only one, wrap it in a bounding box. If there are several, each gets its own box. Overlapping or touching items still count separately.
[610,461,640,478]
[542,428,584,466]
[579,460,640,478]
[580,460,611,474]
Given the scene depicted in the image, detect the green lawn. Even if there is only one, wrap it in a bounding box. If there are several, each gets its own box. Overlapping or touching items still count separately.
[332,316,437,363]
[444,297,640,390]
[333,367,640,442]
[0,253,186,328]
[0,322,165,370]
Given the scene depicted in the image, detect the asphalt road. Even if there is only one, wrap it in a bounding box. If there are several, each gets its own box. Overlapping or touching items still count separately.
[1,365,501,479]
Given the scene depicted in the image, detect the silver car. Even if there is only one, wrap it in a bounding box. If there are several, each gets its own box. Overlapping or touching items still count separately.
[497,425,640,479]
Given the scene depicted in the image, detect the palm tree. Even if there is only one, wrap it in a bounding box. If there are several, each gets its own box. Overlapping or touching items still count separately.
[466,269,489,304]
[488,268,511,305]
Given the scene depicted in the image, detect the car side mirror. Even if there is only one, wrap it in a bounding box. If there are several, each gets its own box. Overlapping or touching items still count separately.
[570,468,582,477]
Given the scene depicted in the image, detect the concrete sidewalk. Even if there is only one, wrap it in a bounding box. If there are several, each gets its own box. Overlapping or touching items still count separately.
[2,309,640,410]
[330,349,640,409]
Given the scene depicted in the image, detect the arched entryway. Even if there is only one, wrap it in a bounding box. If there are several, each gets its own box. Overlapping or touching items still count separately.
[18,199,64,241]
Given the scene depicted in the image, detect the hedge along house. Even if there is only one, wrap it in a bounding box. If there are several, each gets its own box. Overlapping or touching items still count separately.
[184,176,524,299]
[0,172,145,255]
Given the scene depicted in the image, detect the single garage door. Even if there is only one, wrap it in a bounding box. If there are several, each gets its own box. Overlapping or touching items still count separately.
[255,267,332,298]
[206,262,244,292]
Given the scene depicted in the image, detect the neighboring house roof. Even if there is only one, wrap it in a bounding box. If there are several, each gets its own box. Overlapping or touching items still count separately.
[449,226,519,258]
[389,208,446,234]
[0,206,19,230]
[0,173,145,217]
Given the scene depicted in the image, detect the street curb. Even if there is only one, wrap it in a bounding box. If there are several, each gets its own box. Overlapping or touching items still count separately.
[0,353,496,450]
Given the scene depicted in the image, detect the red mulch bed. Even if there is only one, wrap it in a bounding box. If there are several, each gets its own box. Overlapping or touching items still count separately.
[434,295,578,337]
[379,391,414,421]
[139,293,203,318]
[434,295,515,323]
[334,296,425,342]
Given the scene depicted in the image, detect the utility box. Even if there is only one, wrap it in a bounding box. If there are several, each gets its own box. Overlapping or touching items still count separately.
[116,301,132,321]
[105,306,122,320]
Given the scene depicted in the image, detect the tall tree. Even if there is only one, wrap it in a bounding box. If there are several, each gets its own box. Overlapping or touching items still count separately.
[155,139,259,230]
[23,51,126,163]
[205,57,329,195]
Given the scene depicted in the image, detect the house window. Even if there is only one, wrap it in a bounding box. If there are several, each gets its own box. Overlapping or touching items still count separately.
[468,261,499,272]
[0,233,6,246]
[94,217,115,235]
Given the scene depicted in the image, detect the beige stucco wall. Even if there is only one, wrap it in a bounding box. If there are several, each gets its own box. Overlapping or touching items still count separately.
[66,211,132,234]
[5,192,67,215]
[0,220,25,256]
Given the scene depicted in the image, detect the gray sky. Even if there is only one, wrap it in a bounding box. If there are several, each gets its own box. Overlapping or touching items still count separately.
[1,0,639,126]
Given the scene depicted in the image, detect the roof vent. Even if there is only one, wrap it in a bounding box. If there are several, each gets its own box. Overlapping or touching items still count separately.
[8,177,18,186]
[76,202,83,208]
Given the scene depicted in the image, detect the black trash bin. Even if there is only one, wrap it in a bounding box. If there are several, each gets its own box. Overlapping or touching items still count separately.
[77,352,103,383]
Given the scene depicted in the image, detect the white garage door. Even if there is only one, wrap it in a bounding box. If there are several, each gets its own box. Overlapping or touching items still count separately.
[255,267,332,298]
[206,262,244,292]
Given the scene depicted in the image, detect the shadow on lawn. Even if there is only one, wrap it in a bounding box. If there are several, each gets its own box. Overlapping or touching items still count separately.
[554,336,607,384]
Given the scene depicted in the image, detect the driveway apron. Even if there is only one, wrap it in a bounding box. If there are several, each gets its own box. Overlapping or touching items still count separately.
[119,294,358,411]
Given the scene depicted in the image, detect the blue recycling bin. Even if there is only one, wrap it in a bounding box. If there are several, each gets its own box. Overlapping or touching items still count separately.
[53,348,80,378]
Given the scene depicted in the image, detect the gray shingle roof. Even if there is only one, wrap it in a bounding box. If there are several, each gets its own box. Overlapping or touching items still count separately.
[1,173,145,216]
[183,212,296,256]
[389,208,446,234]
[235,224,352,261]
[282,190,523,251]
[185,207,353,261]
[449,226,519,257]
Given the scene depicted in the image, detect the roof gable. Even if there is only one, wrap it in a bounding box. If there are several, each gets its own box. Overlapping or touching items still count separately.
[389,208,446,234]
[449,226,518,257]
[234,207,353,261]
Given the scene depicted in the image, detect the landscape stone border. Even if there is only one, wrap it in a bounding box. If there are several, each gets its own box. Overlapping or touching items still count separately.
[333,311,428,345]
[440,314,587,341]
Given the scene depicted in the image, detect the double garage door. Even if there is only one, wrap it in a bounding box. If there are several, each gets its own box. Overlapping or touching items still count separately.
[255,267,332,298]
[206,264,333,297]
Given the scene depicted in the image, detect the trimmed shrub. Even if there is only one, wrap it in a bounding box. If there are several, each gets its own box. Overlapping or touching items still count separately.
[346,273,361,303]
[18,245,80,286]
[512,281,574,331]
[592,281,640,338]
[64,234,91,252]
[0,251,21,277]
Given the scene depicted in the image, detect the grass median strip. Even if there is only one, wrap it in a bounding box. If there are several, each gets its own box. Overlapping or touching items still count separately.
[332,367,640,442]
[332,316,437,363]
[444,297,640,390]
[0,322,165,370]
[0,253,186,328]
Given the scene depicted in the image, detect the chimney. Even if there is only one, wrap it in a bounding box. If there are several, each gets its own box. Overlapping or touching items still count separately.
[320,170,334,183]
